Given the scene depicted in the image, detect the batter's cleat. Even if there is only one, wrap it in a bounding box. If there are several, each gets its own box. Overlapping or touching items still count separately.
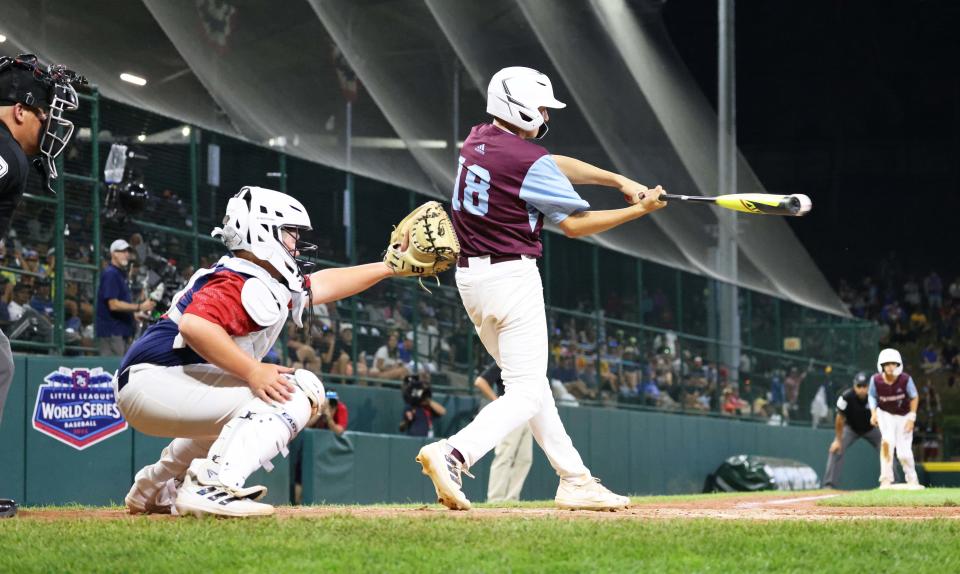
[174,460,273,518]
[416,440,473,510]
[555,475,630,511]
[0,498,17,519]
[903,482,926,491]
[878,480,894,490]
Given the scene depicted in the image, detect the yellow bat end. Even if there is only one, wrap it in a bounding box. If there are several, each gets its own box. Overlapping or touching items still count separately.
[714,193,812,217]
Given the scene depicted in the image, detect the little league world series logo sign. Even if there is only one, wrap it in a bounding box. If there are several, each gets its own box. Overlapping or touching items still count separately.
[32,367,127,450]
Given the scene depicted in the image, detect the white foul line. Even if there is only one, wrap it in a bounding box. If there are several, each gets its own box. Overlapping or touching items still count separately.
[736,494,840,509]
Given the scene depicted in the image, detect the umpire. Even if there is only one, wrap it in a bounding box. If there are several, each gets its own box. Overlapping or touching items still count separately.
[0,54,83,518]
[823,372,882,488]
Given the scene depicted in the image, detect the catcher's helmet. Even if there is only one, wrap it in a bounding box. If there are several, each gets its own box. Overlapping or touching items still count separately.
[211,186,316,292]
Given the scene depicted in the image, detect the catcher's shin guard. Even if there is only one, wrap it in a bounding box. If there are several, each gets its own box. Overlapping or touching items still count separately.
[206,389,312,492]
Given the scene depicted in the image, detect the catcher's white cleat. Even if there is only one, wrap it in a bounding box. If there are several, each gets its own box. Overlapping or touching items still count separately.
[125,471,178,515]
[555,475,630,511]
[416,440,473,510]
[174,459,273,518]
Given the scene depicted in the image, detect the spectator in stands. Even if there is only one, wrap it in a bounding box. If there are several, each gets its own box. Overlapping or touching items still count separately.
[921,345,942,374]
[286,325,322,373]
[909,307,929,336]
[6,283,30,322]
[784,366,807,415]
[20,248,46,280]
[317,327,338,373]
[903,276,921,307]
[128,233,150,264]
[552,352,595,400]
[307,391,348,435]
[371,331,409,381]
[721,386,748,416]
[399,374,446,438]
[95,239,155,356]
[28,278,53,319]
[63,299,84,348]
[0,274,10,324]
[925,272,943,309]
[331,323,368,381]
[621,343,642,393]
[949,277,960,303]
[769,371,785,416]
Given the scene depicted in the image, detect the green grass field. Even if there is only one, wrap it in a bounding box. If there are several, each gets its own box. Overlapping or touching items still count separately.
[819,487,960,507]
[3,491,959,573]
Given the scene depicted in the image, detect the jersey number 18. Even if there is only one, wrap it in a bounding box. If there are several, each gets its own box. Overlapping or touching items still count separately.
[452,155,490,217]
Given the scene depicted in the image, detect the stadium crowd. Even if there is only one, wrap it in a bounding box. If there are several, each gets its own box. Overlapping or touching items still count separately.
[1,214,950,459]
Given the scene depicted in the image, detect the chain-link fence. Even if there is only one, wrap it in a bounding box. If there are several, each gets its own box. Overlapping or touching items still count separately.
[0,93,880,429]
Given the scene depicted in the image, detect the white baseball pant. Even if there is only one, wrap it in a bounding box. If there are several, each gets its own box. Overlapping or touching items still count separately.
[448,256,589,478]
[115,363,311,494]
[876,409,919,485]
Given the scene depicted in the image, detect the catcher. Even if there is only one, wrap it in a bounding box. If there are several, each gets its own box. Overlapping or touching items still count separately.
[118,187,456,517]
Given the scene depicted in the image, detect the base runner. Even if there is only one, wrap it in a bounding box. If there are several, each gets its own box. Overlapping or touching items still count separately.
[415,66,667,510]
[869,348,923,490]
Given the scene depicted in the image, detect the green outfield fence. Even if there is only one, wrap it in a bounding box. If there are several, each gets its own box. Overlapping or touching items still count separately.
[0,355,881,507]
[1,91,880,426]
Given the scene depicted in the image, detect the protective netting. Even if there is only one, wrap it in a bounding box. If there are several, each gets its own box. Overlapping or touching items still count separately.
[0,0,845,315]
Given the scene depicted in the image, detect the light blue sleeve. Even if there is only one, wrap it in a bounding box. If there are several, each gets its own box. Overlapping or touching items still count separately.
[868,379,878,410]
[519,155,590,226]
[906,377,918,399]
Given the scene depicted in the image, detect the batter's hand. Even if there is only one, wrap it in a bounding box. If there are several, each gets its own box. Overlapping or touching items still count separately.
[829,439,842,454]
[619,179,649,205]
[637,185,668,213]
[905,419,915,433]
[246,363,296,404]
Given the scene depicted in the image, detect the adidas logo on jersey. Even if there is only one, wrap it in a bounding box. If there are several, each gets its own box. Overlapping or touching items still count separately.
[474,143,485,155]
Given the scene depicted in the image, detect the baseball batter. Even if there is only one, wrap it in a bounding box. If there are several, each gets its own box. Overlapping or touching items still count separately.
[416,66,667,510]
[870,348,923,489]
[119,186,399,517]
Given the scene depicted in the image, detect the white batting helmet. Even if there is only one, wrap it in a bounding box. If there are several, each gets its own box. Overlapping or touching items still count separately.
[212,186,313,292]
[876,348,903,377]
[486,66,566,139]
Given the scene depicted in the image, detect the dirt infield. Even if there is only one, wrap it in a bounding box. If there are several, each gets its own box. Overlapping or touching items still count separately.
[16,493,960,522]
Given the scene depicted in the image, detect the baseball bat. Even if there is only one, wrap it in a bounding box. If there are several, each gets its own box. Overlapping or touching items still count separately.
[658,193,812,217]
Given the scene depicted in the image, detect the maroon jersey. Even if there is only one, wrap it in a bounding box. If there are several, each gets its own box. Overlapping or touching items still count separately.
[451,124,589,258]
[871,373,914,416]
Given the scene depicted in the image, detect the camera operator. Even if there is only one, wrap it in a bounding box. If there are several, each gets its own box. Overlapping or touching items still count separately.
[399,374,446,438]
[307,390,348,435]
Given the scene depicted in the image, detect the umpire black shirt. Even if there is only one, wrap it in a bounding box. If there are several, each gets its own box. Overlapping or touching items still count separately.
[836,388,872,435]
[0,120,29,238]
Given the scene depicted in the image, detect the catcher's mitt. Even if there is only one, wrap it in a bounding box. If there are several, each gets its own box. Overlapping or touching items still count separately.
[384,201,460,286]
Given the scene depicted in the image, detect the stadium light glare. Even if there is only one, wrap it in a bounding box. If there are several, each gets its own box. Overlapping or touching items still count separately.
[0,34,7,44]
[137,134,146,142]
[120,73,147,86]
[181,126,191,137]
